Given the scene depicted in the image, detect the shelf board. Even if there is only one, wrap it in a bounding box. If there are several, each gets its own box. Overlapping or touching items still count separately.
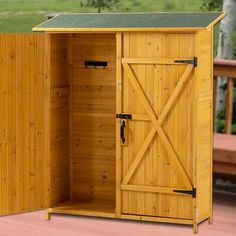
[49,199,116,218]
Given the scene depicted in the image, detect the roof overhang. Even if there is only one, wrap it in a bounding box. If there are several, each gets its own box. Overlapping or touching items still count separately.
[33,12,226,33]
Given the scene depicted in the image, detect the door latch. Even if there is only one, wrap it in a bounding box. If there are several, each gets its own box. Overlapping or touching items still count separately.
[120,120,126,145]
[116,113,132,119]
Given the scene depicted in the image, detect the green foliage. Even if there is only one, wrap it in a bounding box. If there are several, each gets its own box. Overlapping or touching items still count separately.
[216,108,225,133]
[201,0,222,11]
[232,32,236,58]
[82,0,120,13]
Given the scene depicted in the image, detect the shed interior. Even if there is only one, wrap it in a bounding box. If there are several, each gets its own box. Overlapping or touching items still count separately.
[50,33,116,215]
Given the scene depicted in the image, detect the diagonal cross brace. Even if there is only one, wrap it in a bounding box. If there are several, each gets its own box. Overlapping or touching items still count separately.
[122,62,194,189]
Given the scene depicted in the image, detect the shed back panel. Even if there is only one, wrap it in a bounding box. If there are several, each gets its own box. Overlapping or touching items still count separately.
[70,33,116,202]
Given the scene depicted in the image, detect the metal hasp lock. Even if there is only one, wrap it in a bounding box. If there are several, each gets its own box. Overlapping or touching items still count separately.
[116,114,132,145]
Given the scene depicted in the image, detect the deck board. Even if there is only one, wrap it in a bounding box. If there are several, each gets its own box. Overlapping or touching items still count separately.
[214,133,236,152]
[0,192,235,235]
[213,134,236,175]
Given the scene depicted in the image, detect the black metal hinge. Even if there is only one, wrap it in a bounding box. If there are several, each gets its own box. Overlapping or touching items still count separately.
[174,57,198,67]
[116,114,132,120]
[173,188,196,198]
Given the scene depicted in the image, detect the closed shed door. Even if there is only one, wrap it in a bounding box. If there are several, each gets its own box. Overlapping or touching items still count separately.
[118,33,196,219]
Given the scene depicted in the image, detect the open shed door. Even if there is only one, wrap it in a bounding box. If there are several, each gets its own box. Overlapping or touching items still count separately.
[0,34,49,216]
[117,33,196,219]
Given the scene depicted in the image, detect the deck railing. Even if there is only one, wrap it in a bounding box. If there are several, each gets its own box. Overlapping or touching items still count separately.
[213,59,236,134]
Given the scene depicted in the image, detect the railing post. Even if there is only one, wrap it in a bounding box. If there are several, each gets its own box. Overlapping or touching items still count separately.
[213,76,218,132]
[225,78,234,134]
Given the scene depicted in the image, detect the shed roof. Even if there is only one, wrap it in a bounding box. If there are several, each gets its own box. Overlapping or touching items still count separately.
[33,12,225,32]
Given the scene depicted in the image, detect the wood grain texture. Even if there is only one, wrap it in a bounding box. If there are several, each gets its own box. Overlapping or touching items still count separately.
[49,34,70,207]
[70,33,116,203]
[0,33,48,215]
[195,29,213,222]
[0,192,235,236]
[120,32,195,219]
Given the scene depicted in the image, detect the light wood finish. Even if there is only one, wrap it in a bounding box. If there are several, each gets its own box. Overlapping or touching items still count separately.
[122,58,193,64]
[0,34,48,215]
[122,62,193,188]
[121,185,194,196]
[70,33,116,202]
[0,192,235,236]
[33,27,203,33]
[120,32,196,220]
[49,34,70,207]
[0,28,216,232]
[195,29,213,225]
[116,33,122,217]
[49,200,115,218]
[121,214,193,225]
[206,11,227,29]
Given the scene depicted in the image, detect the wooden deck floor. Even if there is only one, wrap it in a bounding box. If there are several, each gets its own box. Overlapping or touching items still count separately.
[214,134,236,175]
[0,192,235,236]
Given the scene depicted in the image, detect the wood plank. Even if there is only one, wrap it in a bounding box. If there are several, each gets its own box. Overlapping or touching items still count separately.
[116,32,122,217]
[122,62,192,189]
[33,27,203,33]
[122,127,156,184]
[50,34,70,207]
[51,86,70,97]
[158,64,193,124]
[121,184,192,196]
[0,33,47,215]
[70,33,116,203]
[122,58,194,65]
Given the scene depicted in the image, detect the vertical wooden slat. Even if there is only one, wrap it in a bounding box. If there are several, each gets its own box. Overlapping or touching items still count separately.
[116,32,122,217]
[68,34,73,200]
[225,77,233,134]
[44,33,51,209]
[121,32,130,214]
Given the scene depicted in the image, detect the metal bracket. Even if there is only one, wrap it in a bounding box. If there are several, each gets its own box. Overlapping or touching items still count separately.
[173,188,196,198]
[116,114,132,120]
[174,57,198,67]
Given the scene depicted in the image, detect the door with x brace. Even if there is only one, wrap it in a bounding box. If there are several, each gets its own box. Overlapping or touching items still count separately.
[118,33,196,219]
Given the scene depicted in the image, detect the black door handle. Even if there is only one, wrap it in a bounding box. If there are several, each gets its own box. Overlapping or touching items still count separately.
[120,120,126,145]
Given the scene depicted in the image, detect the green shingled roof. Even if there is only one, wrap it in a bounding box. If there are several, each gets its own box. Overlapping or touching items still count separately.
[33,12,224,31]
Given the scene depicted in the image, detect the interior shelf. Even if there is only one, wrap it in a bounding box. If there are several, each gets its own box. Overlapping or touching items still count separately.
[49,199,116,218]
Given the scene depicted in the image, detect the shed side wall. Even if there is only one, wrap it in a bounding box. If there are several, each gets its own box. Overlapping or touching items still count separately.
[195,29,213,221]
[50,34,70,206]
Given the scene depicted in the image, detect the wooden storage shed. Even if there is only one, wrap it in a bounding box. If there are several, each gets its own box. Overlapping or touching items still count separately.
[0,12,225,233]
